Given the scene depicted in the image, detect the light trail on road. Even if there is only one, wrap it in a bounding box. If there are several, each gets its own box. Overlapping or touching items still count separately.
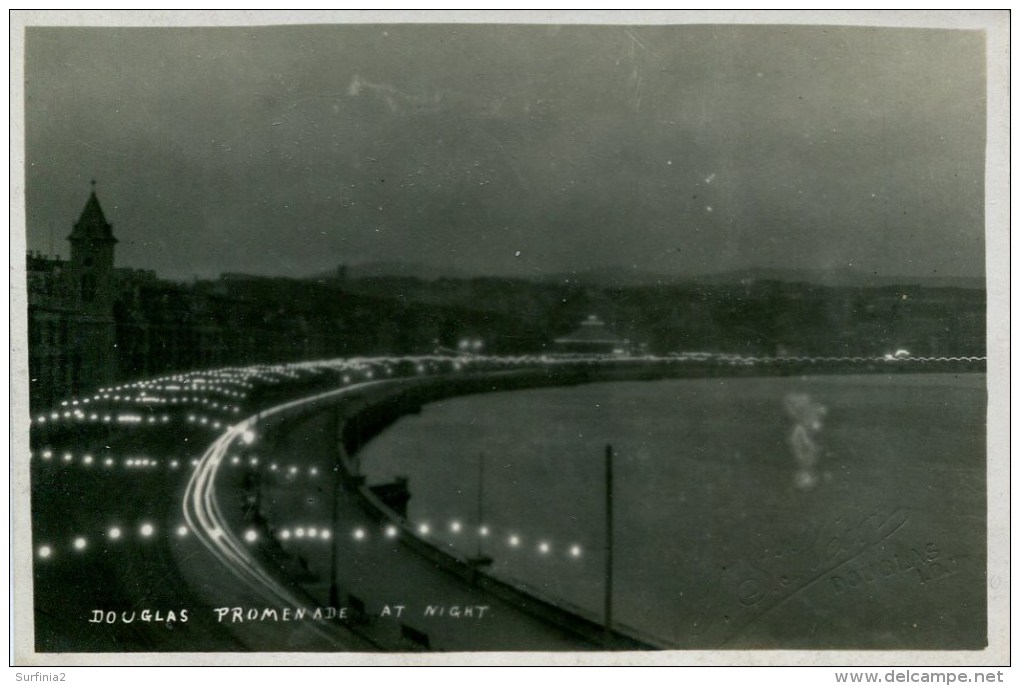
[181,378,399,647]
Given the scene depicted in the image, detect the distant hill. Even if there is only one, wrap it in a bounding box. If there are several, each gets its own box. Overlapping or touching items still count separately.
[689,267,985,290]
[310,261,477,282]
[306,261,984,290]
[536,265,679,288]
[534,265,985,290]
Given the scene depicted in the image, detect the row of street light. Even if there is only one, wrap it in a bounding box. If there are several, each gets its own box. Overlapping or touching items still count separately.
[36,520,165,560]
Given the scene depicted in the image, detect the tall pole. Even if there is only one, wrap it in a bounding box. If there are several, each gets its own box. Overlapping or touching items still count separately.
[476,452,485,559]
[329,407,341,608]
[604,443,614,648]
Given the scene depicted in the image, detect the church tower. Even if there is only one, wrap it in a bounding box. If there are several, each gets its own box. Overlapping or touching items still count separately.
[68,182,117,314]
[64,183,118,394]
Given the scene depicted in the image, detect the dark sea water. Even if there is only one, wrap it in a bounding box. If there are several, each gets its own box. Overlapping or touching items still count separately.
[359,374,986,649]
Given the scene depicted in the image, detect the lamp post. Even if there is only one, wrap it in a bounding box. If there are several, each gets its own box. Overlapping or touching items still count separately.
[468,452,493,572]
[329,406,341,608]
[476,452,484,560]
[604,443,614,649]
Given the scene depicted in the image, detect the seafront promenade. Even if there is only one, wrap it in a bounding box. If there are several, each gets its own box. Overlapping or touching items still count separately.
[26,354,985,652]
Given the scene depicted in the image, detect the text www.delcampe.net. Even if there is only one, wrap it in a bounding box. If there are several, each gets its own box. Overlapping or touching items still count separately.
[836,672,1004,684]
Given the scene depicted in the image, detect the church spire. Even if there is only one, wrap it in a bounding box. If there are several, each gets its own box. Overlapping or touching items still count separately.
[69,182,117,244]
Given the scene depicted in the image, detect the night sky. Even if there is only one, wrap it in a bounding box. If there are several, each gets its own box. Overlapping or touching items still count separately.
[24,23,986,282]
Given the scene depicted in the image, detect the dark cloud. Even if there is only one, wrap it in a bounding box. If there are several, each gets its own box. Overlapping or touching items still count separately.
[24,24,986,280]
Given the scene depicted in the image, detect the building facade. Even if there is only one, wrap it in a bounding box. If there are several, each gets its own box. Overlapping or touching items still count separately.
[27,189,118,409]
[553,315,629,355]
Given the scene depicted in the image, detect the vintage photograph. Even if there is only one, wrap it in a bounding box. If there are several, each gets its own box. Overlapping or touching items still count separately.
[12,12,1003,661]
